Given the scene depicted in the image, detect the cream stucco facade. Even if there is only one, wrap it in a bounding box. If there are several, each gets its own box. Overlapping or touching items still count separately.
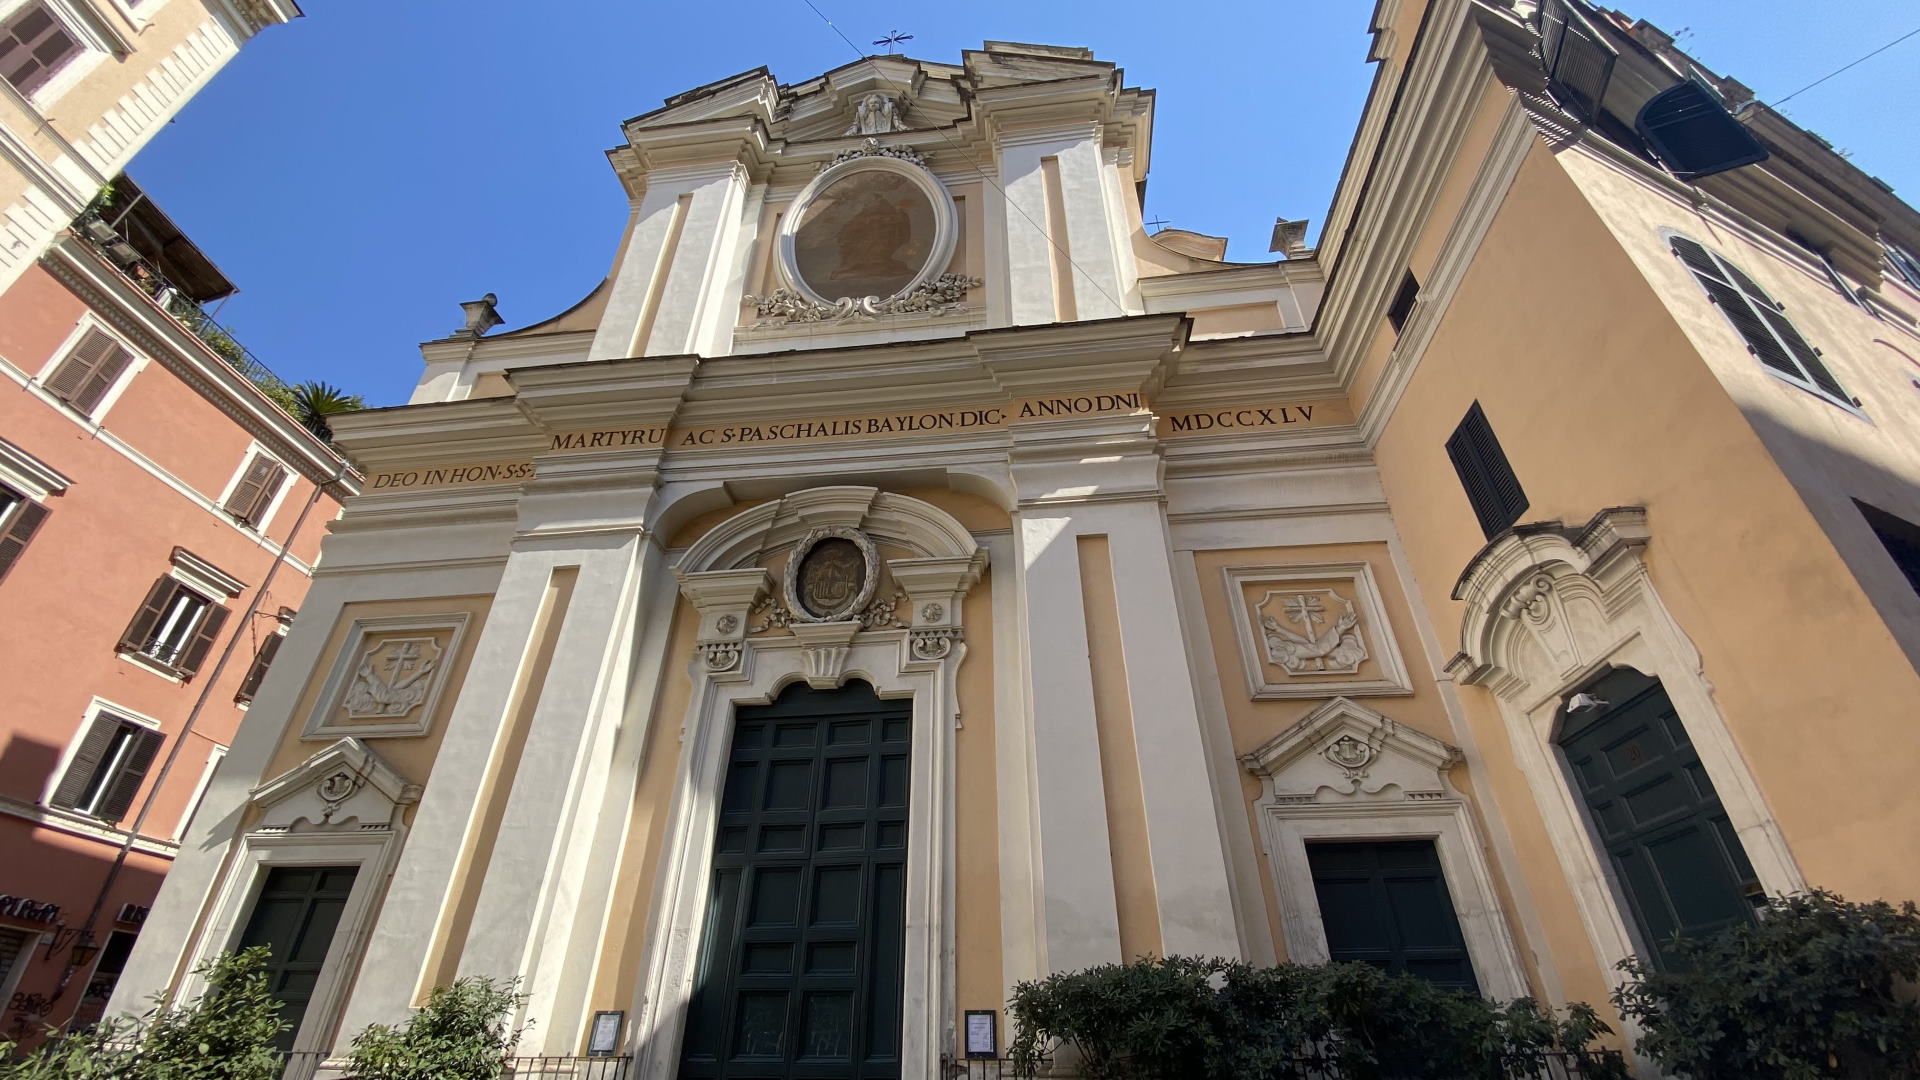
[113,6,1920,1078]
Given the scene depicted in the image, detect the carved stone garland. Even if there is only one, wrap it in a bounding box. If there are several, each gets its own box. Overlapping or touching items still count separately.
[747,273,984,326]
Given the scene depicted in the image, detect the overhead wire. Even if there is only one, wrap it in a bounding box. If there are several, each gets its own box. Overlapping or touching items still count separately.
[795,0,1131,318]
[1767,25,1919,109]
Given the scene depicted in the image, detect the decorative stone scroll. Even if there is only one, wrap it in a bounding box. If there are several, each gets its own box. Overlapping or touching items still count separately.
[746,273,983,325]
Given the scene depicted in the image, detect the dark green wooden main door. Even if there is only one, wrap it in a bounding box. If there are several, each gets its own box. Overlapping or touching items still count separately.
[1559,668,1759,969]
[680,681,911,1080]
[235,864,359,1052]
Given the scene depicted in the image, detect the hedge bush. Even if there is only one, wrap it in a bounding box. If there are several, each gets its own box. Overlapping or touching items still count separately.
[1613,889,1920,1079]
[0,948,286,1080]
[344,976,529,1080]
[1006,955,1624,1080]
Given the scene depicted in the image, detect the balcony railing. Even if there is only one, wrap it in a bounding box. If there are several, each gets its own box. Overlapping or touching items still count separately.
[941,1050,1629,1079]
[279,1052,634,1080]
[71,208,299,414]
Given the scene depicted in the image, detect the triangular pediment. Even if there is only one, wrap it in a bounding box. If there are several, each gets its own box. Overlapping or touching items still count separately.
[250,737,420,832]
[1242,697,1461,803]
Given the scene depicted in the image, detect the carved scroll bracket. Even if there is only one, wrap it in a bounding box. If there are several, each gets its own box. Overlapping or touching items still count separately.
[677,567,773,678]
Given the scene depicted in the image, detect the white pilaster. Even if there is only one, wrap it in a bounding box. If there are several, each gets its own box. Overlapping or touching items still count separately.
[589,162,749,361]
[331,543,606,1040]
[995,132,1067,326]
[994,126,1133,327]
[1011,506,1122,973]
[455,531,651,1045]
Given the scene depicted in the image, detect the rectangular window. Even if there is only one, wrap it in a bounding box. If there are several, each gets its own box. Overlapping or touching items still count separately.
[1386,271,1420,336]
[83,929,137,1003]
[50,712,163,822]
[0,3,81,96]
[222,455,289,528]
[0,485,48,585]
[118,576,229,678]
[1856,500,1920,597]
[44,327,133,416]
[1446,401,1530,539]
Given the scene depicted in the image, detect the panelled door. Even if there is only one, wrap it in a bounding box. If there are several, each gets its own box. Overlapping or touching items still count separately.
[1559,668,1759,968]
[1306,839,1480,993]
[680,682,911,1080]
[235,864,359,1051]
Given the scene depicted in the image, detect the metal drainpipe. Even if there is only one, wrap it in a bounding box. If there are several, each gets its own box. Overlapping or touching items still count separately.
[62,458,349,993]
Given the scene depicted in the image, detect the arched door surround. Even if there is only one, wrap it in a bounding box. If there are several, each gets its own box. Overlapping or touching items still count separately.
[632,487,986,1080]
[1445,507,1802,982]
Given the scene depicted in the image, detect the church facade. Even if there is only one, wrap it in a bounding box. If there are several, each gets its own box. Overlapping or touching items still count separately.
[112,2,1920,1077]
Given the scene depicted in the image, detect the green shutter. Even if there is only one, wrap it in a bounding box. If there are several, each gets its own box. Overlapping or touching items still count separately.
[96,727,162,824]
[50,714,120,810]
[0,500,48,584]
[118,577,178,654]
[176,600,228,679]
[236,633,283,703]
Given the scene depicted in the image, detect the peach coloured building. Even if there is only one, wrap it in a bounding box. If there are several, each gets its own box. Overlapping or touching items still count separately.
[113,3,1920,1079]
[0,0,349,1040]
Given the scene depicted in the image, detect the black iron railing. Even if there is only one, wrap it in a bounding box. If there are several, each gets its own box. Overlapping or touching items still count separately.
[278,1052,633,1080]
[942,1050,1628,1079]
[71,207,296,410]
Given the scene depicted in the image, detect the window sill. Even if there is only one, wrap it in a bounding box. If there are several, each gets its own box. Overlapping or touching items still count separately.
[1762,367,1871,422]
[116,648,185,683]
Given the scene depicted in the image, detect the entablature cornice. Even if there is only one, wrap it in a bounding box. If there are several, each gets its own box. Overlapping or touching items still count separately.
[509,355,698,430]
[329,397,547,469]
[43,238,358,495]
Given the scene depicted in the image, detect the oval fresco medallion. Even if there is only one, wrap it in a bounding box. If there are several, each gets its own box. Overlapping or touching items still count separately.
[792,168,937,302]
[784,527,880,622]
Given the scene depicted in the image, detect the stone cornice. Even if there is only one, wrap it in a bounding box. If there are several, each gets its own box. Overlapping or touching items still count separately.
[42,237,357,495]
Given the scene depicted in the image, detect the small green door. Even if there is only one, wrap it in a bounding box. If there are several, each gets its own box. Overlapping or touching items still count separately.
[235,864,358,1051]
[680,681,910,1080]
[1559,669,1759,968]
[1307,839,1480,993]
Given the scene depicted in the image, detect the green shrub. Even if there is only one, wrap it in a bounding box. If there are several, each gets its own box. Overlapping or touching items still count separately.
[1006,955,1624,1080]
[345,976,529,1080]
[1613,889,1920,1079]
[0,948,286,1080]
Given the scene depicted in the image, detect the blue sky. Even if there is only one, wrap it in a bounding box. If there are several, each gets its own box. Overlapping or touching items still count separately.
[127,1,1919,408]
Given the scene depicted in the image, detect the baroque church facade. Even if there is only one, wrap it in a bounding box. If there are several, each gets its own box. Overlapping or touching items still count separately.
[112,2,1920,1077]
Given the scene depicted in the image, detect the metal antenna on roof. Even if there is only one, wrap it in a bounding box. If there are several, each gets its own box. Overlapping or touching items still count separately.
[873,30,912,54]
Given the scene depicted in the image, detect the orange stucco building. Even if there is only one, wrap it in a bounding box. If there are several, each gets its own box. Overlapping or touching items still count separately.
[111,2,1920,1078]
[0,0,352,1038]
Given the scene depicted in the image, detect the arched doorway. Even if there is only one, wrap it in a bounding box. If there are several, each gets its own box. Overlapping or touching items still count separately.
[1557,668,1760,968]
[679,680,911,1080]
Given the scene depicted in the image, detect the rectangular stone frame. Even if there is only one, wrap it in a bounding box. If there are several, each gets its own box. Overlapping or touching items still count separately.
[627,627,961,1080]
[303,612,472,739]
[1223,561,1415,699]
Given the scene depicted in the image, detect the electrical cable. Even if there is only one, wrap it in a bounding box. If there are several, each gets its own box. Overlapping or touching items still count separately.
[1767,25,1920,109]
[795,0,1131,318]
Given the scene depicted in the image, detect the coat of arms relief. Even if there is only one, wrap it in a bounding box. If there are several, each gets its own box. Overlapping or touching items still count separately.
[1224,562,1415,700]
[1258,589,1369,676]
[344,636,443,719]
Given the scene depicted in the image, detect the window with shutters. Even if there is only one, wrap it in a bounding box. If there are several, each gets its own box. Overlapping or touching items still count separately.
[42,326,135,417]
[0,484,48,586]
[50,710,163,823]
[235,629,285,705]
[118,576,228,678]
[0,3,81,97]
[1386,270,1420,336]
[1856,500,1920,599]
[221,453,289,529]
[1446,402,1529,540]
[1886,245,1920,291]
[1665,232,1857,409]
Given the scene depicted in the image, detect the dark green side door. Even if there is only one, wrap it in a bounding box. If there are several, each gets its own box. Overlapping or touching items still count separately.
[235,864,358,1051]
[680,681,910,1080]
[1558,668,1759,968]
[1307,839,1480,993]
